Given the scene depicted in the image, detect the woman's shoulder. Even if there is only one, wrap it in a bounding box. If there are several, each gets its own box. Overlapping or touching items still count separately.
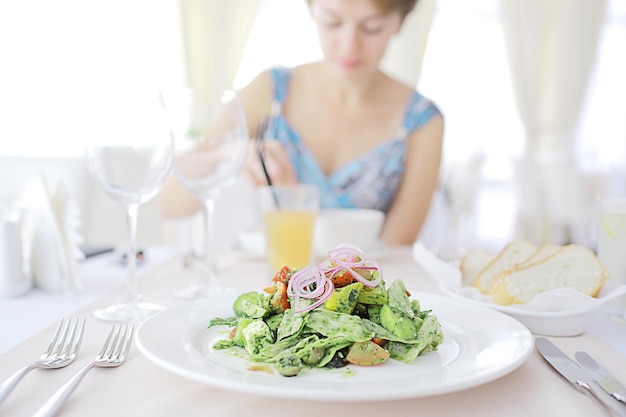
[381,73,441,116]
[373,74,441,134]
[239,65,311,119]
[241,65,298,89]
[268,66,295,95]
[238,69,276,124]
[401,87,443,133]
[289,62,327,84]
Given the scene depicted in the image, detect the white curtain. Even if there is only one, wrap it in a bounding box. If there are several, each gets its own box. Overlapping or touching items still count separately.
[381,0,436,87]
[178,0,261,90]
[501,0,606,152]
[500,0,607,245]
[164,1,261,254]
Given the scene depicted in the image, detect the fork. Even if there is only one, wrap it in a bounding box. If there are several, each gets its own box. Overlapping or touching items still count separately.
[33,322,134,417]
[0,317,85,406]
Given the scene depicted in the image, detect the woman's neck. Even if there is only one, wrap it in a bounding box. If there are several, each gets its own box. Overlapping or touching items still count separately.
[301,61,387,105]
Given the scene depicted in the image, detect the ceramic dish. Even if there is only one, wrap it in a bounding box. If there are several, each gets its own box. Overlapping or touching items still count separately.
[313,208,384,254]
[136,291,533,401]
[413,241,626,336]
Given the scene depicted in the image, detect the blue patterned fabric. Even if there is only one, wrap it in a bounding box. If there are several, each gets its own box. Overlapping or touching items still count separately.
[267,67,441,213]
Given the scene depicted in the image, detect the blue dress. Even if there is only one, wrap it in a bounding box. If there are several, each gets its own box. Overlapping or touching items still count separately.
[267,67,441,213]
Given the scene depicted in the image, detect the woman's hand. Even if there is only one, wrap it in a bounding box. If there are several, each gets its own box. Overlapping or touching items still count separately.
[243,138,298,187]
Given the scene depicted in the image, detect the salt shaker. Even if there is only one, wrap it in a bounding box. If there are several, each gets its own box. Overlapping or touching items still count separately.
[0,208,31,297]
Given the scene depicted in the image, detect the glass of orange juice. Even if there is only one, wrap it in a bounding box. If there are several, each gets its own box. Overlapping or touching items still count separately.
[258,184,319,271]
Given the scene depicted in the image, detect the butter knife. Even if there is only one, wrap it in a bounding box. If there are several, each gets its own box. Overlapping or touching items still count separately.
[536,338,626,417]
[576,351,626,404]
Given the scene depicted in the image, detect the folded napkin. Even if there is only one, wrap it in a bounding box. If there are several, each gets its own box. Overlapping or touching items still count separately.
[20,177,84,292]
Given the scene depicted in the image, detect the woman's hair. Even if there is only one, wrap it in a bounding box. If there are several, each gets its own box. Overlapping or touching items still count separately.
[308,0,419,21]
[371,0,419,20]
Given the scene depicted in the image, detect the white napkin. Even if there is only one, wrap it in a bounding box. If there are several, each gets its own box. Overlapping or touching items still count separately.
[21,177,84,292]
[412,240,626,312]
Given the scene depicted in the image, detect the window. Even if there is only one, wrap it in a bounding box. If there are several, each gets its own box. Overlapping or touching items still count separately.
[2,0,624,173]
[0,0,183,157]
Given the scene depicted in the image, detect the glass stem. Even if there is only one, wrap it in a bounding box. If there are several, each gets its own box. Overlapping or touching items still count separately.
[126,203,140,303]
[202,198,216,284]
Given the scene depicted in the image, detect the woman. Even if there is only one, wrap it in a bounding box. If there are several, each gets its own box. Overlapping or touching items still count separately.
[161,0,443,246]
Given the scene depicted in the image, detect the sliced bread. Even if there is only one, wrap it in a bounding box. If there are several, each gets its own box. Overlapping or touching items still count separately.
[489,244,608,305]
[515,244,561,269]
[473,240,537,293]
[460,248,495,286]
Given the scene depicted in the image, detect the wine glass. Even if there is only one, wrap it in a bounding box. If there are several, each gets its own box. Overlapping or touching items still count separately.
[86,90,174,322]
[160,87,249,299]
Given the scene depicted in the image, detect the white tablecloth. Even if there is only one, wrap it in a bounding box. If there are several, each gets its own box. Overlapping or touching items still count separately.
[1,246,626,417]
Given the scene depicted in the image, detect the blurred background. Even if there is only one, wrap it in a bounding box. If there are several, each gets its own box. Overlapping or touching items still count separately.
[0,0,624,254]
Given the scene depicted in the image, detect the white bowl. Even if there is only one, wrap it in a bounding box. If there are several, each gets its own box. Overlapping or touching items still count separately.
[436,284,607,336]
[413,241,626,336]
[314,209,384,255]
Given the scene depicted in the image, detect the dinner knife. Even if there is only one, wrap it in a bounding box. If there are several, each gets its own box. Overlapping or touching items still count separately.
[576,351,626,404]
[536,338,626,417]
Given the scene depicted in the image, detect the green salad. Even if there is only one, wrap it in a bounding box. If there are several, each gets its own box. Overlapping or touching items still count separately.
[209,246,444,377]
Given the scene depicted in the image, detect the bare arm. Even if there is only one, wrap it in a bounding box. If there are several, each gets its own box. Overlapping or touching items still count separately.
[379,114,444,245]
[158,139,250,218]
[159,71,279,218]
[157,173,201,218]
[239,71,297,187]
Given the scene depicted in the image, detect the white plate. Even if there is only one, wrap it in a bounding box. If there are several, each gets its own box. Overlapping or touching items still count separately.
[135,292,533,401]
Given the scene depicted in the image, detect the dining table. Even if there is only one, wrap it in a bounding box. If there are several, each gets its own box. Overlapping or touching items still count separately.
[1,244,625,417]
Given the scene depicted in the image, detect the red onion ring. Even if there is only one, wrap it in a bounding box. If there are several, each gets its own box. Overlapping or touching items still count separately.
[321,246,383,288]
[287,265,334,313]
[328,246,365,267]
[283,246,383,313]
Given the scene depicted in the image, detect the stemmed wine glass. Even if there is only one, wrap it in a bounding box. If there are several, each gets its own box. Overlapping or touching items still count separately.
[160,88,249,299]
[86,90,174,322]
